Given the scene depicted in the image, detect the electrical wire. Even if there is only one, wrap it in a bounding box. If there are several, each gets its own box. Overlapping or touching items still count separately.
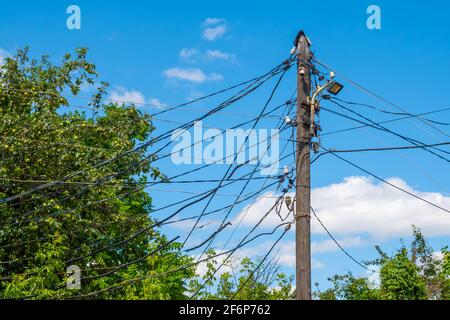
[229,224,291,300]
[0,59,292,205]
[310,206,371,271]
[319,145,450,214]
[321,102,450,161]
[330,97,450,126]
[313,57,450,139]
[321,107,450,137]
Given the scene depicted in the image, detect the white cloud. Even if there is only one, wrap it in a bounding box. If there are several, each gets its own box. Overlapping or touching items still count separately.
[0,49,11,65]
[147,98,168,110]
[207,73,224,81]
[201,18,228,41]
[276,241,326,269]
[203,18,226,26]
[205,49,235,61]
[312,236,366,253]
[272,237,363,269]
[180,48,236,64]
[109,86,146,105]
[234,176,450,240]
[367,265,381,287]
[194,250,239,277]
[203,25,227,41]
[179,48,200,61]
[312,259,326,270]
[109,86,167,109]
[163,67,223,83]
[432,251,445,260]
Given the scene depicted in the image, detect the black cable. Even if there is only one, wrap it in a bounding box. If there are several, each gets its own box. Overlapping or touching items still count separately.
[321,107,450,137]
[168,66,291,269]
[0,59,291,205]
[313,142,450,163]
[195,92,296,259]
[0,150,294,262]
[60,215,294,299]
[220,100,296,250]
[330,96,450,126]
[0,174,286,275]
[189,189,291,299]
[321,102,450,161]
[320,145,450,214]
[1,98,295,227]
[310,206,371,271]
[328,99,450,158]
[7,74,293,223]
[80,236,180,281]
[229,225,290,300]
[313,57,450,138]
[149,61,285,117]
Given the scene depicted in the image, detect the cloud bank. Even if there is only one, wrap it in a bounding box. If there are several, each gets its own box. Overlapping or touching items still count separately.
[234,176,450,240]
[163,67,223,83]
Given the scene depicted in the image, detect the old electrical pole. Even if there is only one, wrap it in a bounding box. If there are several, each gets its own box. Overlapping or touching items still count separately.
[295,30,312,300]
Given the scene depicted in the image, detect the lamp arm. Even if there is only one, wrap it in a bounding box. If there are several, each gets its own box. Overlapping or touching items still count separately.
[309,81,332,136]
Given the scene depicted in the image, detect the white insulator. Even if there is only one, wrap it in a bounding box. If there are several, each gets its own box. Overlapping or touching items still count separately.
[284,116,292,124]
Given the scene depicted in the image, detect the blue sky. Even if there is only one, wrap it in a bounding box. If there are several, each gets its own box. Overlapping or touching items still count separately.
[1,0,449,291]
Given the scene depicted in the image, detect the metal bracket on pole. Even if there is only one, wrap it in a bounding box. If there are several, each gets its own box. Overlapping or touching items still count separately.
[295,211,311,219]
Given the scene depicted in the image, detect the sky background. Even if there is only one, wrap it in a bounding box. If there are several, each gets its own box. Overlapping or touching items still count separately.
[1,0,449,292]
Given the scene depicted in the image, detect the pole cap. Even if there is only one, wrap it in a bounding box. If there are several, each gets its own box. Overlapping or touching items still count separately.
[294,30,312,48]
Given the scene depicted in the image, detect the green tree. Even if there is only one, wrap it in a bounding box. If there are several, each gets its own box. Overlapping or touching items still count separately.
[378,247,427,300]
[188,250,295,300]
[0,48,194,299]
[315,273,379,300]
[315,227,449,300]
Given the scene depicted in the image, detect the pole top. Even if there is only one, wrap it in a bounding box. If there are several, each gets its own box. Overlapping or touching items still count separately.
[294,30,312,49]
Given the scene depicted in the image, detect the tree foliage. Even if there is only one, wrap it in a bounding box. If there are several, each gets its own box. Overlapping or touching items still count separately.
[188,250,295,300]
[315,226,449,300]
[0,48,194,299]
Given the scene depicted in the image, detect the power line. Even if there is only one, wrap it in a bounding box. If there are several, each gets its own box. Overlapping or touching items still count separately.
[1,150,289,229]
[0,122,292,228]
[321,107,450,137]
[320,145,450,214]
[56,216,293,299]
[0,59,292,205]
[0,92,293,227]
[220,102,296,251]
[0,57,288,116]
[229,224,291,300]
[0,129,296,263]
[310,206,371,271]
[330,97,450,126]
[314,142,450,162]
[321,102,450,161]
[168,67,292,272]
[313,57,450,139]
[327,98,450,158]
[189,188,293,299]
[193,93,296,262]
[0,173,286,269]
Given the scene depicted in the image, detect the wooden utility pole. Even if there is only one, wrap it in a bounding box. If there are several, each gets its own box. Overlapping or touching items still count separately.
[295,30,312,300]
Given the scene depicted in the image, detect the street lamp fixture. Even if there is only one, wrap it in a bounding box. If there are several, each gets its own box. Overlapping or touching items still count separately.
[327,81,344,95]
[308,74,344,137]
